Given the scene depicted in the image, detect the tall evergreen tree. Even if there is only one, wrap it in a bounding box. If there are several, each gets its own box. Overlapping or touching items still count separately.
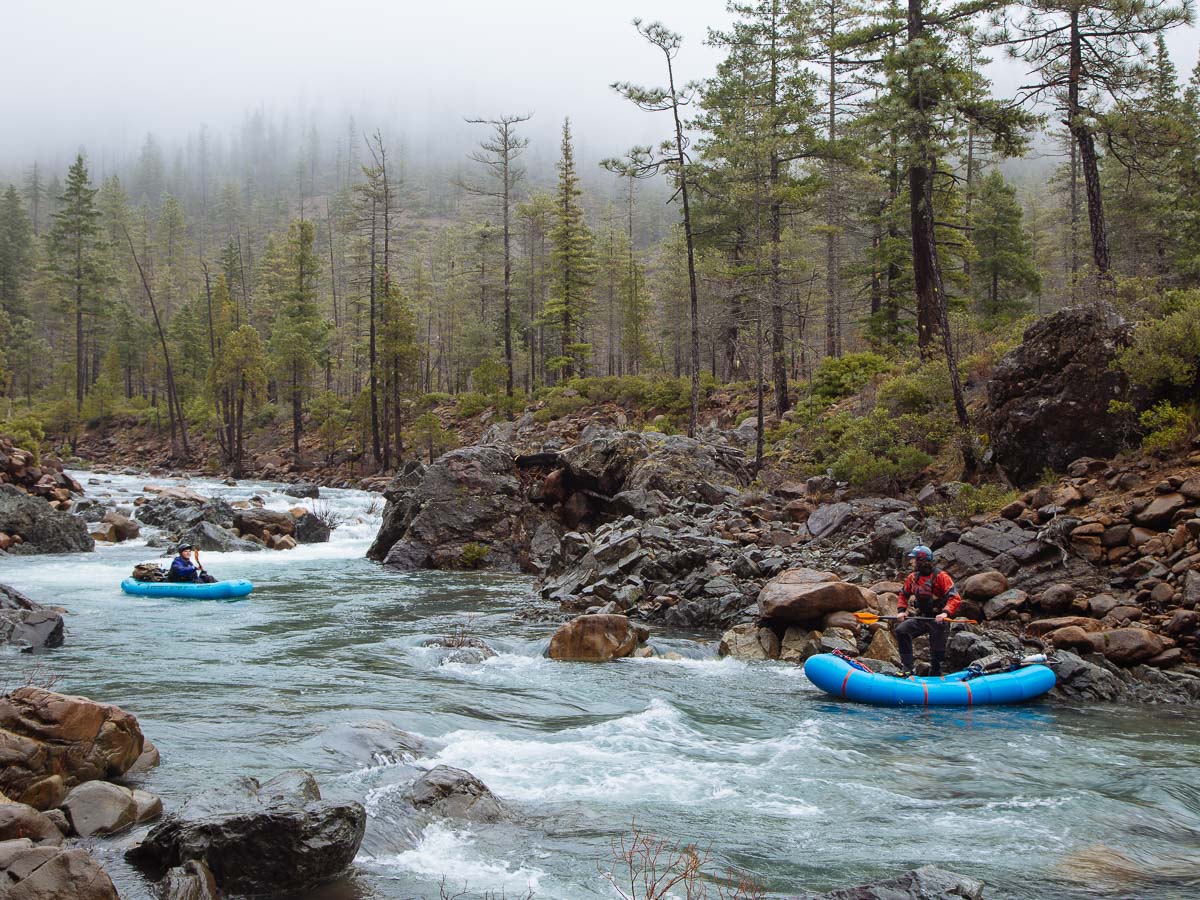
[973,169,1042,315]
[48,153,109,414]
[0,185,33,318]
[544,120,596,379]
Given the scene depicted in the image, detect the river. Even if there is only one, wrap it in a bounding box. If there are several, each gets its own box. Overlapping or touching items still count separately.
[2,474,1197,899]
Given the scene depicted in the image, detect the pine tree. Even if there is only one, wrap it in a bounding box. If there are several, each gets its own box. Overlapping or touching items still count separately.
[990,0,1193,282]
[48,153,109,415]
[973,170,1041,315]
[0,185,33,318]
[269,219,330,454]
[544,119,596,379]
[22,163,45,236]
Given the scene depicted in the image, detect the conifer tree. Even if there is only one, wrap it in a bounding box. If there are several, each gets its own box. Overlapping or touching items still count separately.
[49,153,109,415]
[269,219,330,454]
[545,119,596,379]
[973,169,1041,315]
[0,185,33,318]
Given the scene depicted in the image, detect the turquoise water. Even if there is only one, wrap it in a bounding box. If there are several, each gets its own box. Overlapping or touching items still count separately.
[1,474,1197,899]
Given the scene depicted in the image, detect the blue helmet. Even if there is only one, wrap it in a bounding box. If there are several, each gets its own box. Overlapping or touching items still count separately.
[907,545,934,562]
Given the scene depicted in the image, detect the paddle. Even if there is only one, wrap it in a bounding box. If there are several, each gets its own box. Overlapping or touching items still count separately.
[852,611,978,625]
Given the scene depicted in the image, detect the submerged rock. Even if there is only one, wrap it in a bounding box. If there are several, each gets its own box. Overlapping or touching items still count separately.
[404,765,505,823]
[548,614,644,661]
[797,864,984,899]
[125,771,366,898]
[0,586,64,651]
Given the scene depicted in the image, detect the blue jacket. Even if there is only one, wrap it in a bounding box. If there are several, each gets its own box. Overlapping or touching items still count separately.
[169,556,201,583]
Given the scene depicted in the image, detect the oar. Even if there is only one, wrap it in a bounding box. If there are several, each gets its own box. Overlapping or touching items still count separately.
[852,611,978,625]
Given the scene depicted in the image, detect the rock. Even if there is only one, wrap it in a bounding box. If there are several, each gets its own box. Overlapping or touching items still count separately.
[758,569,874,624]
[985,303,1134,485]
[1180,476,1200,501]
[612,488,669,520]
[282,483,320,499]
[372,445,548,572]
[1166,609,1199,636]
[0,607,65,651]
[0,842,120,899]
[807,502,854,539]
[1135,493,1187,526]
[268,534,298,551]
[404,766,504,823]
[0,802,64,845]
[1026,616,1105,637]
[779,627,821,664]
[125,775,365,898]
[1088,628,1166,666]
[797,865,984,900]
[60,781,138,837]
[0,687,144,810]
[161,859,221,900]
[1050,651,1129,702]
[1088,593,1121,617]
[718,624,781,661]
[0,485,94,554]
[233,507,295,539]
[1038,583,1078,613]
[131,788,163,823]
[1043,625,1097,652]
[547,614,640,661]
[127,739,161,776]
[960,570,1008,600]
[1145,647,1184,668]
[178,520,262,553]
[861,628,901,665]
[983,589,1026,620]
[100,511,140,542]
[293,511,332,544]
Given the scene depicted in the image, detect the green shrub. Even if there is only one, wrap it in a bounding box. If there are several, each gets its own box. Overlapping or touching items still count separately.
[459,542,490,569]
[808,408,934,492]
[876,360,952,415]
[1115,289,1200,390]
[810,352,894,405]
[419,392,453,409]
[251,402,281,429]
[3,414,44,462]
[928,484,1021,520]
[1139,400,1195,451]
[455,391,490,418]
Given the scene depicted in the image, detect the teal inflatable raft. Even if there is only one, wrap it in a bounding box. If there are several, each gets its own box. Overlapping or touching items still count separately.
[120,578,254,600]
[803,652,1056,707]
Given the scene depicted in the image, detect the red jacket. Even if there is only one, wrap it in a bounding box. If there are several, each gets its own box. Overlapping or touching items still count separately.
[898,569,961,616]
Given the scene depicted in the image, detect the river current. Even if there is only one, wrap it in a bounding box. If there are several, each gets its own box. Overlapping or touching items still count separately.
[1,474,1197,899]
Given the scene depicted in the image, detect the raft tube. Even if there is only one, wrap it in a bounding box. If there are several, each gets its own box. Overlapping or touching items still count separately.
[803,653,1055,707]
[120,578,254,601]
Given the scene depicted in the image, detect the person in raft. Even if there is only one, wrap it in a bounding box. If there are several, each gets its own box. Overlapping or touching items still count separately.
[895,545,960,677]
[168,544,216,583]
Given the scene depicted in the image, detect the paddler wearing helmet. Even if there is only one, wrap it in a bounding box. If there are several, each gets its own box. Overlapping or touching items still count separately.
[895,545,960,676]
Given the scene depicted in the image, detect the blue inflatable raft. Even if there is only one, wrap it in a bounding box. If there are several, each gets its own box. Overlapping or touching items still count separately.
[120,578,254,601]
[803,652,1056,707]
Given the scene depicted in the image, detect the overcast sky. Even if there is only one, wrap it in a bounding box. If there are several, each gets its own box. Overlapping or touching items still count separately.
[2,0,1198,172]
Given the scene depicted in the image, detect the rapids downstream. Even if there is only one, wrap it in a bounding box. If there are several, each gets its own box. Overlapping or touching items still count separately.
[1,474,1198,899]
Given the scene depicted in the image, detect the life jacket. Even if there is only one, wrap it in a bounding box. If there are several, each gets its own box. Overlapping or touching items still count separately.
[910,568,950,616]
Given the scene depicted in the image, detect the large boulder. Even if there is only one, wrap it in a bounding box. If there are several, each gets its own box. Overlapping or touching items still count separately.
[0,688,144,810]
[0,840,120,900]
[136,496,232,533]
[758,569,876,624]
[1087,628,1166,667]
[718,624,781,660]
[559,426,750,500]
[0,485,93,554]
[548,614,643,661]
[797,865,984,900]
[178,520,262,553]
[0,803,64,845]
[986,303,1134,484]
[404,766,505,823]
[293,511,331,544]
[60,780,153,837]
[232,508,295,540]
[125,772,366,898]
[374,445,547,572]
[0,608,64,652]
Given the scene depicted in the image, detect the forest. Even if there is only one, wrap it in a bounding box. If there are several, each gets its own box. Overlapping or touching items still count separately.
[1,0,1199,479]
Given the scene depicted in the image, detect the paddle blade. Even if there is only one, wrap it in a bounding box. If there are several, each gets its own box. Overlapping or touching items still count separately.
[852,611,882,624]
